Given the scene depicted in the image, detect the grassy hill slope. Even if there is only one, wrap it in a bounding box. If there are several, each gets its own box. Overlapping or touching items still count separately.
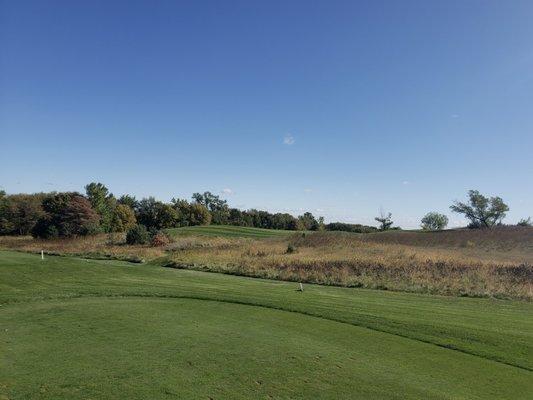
[166,224,296,238]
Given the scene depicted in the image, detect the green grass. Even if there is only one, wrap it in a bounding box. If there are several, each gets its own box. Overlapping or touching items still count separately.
[166,224,296,238]
[1,250,532,399]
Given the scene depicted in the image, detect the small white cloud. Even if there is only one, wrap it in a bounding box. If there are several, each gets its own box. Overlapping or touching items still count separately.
[304,188,312,193]
[451,114,459,118]
[402,180,410,185]
[221,188,234,195]
[283,134,295,145]
[315,208,324,212]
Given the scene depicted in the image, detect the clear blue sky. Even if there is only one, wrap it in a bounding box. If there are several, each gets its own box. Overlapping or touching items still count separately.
[1,0,532,228]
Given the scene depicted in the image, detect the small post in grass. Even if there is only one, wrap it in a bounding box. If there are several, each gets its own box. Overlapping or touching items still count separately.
[299,282,304,292]
[41,250,44,260]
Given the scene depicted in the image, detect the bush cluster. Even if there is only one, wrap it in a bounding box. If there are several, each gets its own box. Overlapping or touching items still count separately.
[126,224,151,245]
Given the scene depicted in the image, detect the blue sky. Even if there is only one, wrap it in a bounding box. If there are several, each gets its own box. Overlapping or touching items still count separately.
[1,0,532,228]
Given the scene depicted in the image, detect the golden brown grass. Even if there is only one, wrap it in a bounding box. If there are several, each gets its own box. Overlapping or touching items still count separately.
[1,227,531,300]
[164,229,533,300]
[0,234,159,262]
[0,233,242,262]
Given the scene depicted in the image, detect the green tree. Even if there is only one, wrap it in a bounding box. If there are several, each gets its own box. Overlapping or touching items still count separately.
[420,212,448,231]
[450,190,509,228]
[157,203,179,229]
[136,197,160,229]
[517,217,531,227]
[117,194,138,210]
[192,191,226,211]
[172,199,211,227]
[325,222,378,233]
[0,193,46,235]
[188,203,211,226]
[298,212,319,231]
[171,198,192,227]
[110,204,137,232]
[247,209,275,229]
[227,208,250,226]
[85,182,114,232]
[32,193,100,238]
[0,191,14,234]
[192,191,229,224]
[136,197,179,229]
[375,210,393,231]
[271,213,299,230]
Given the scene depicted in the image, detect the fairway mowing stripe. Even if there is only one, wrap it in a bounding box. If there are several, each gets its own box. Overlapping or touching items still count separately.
[2,292,531,373]
[167,226,295,238]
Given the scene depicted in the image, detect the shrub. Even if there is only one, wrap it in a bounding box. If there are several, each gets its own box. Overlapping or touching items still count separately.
[151,231,171,247]
[286,244,296,254]
[126,224,151,245]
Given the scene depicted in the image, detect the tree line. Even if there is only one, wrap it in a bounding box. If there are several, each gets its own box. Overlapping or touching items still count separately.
[0,183,333,239]
[0,184,529,239]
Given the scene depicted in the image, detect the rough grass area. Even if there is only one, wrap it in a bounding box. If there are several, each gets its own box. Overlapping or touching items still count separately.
[166,229,533,300]
[1,226,532,300]
[1,251,532,399]
[360,226,533,263]
[166,224,296,238]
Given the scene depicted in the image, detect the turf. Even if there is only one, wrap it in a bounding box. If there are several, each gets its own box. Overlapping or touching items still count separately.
[1,251,532,399]
[165,224,296,238]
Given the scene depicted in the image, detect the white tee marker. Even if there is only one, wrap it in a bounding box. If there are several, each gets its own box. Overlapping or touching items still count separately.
[41,250,44,260]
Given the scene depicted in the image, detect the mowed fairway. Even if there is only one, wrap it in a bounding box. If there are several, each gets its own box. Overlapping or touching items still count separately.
[1,251,532,399]
[166,225,295,238]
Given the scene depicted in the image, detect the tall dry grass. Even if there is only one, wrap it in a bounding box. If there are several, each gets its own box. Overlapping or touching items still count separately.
[0,233,244,262]
[166,230,533,300]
